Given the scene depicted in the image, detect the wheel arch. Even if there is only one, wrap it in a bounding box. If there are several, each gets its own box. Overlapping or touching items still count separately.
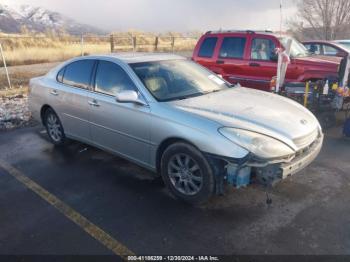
[40,104,55,125]
[155,137,201,173]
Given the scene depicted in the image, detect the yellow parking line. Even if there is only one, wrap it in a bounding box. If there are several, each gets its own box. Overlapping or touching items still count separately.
[0,159,135,259]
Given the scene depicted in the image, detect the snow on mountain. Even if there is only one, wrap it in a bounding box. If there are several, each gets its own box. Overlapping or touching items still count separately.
[0,3,105,35]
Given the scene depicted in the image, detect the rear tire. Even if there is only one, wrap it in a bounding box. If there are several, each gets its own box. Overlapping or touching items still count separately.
[160,142,215,205]
[44,108,66,146]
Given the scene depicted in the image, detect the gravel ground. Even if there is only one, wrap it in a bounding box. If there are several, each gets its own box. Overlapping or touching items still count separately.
[0,95,37,131]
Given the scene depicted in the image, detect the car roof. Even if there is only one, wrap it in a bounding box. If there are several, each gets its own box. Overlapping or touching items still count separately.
[303,40,334,44]
[303,40,350,46]
[334,40,350,43]
[302,40,348,51]
[203,30,284,38]
[85,52,186,64]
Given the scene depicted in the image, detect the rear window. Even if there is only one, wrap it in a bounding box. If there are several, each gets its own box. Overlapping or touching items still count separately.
[198,37,218,58]
[219,37,246,59]
[62,60,95,89]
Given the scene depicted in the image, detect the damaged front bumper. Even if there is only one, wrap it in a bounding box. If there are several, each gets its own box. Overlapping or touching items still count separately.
[253,133,323,186]
[280,134,323,178]
[206,133,324,193]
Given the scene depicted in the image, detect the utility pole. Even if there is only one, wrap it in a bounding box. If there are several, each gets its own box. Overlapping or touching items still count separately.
[280,0,283,36]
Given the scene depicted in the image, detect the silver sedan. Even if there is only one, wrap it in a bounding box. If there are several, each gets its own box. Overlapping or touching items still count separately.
[29,53,323,204]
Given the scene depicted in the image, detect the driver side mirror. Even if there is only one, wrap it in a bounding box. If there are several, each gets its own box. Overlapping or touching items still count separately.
[115,90,147,106]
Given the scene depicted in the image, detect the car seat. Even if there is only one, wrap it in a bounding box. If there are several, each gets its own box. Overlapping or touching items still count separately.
[144,77,169,98]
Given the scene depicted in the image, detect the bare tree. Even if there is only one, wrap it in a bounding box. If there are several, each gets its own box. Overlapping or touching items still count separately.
[295,0,350,40]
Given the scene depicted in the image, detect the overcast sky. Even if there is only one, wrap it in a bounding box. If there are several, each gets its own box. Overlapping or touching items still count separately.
[1,0,297,32]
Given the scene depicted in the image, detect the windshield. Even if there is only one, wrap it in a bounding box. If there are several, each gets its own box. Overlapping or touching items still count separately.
[130,59,230,102]
[279,37,309,58]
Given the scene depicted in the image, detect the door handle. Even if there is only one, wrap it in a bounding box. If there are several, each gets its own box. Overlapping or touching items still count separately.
[88,100,100,107]
[216,60,225,64]
[50,90,58,96]
[249,63,260,67]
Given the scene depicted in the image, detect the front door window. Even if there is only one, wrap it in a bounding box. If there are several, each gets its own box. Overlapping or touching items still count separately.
[251,38,276,61]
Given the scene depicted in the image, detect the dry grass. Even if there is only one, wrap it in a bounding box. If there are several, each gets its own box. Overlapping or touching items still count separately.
[0,71,39,89]
[2,43,110,66]
[0,34,111,66]
[0,86,28,98]
[0,32,198,66]
[0,62,58,91]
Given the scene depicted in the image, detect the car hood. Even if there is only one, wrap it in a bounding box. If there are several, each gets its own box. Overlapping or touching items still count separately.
[293,55,340,68]
[170,87,320,150]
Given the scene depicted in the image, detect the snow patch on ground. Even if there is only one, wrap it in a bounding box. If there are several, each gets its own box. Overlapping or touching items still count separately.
[0,95,36,131]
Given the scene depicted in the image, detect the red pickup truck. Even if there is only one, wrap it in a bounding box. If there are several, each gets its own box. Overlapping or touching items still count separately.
[192,30,341,91]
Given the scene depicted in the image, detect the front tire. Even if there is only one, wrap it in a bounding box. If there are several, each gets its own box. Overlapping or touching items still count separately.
[161,142,215,204]
[44,108,66,146]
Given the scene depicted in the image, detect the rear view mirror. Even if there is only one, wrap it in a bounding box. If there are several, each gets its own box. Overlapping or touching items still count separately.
[115,90,147,106]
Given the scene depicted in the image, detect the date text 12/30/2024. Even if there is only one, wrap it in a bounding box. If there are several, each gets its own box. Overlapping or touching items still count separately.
[127,256,219,261]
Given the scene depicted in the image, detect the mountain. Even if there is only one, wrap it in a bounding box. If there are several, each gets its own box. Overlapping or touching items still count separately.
[0,3,106,35]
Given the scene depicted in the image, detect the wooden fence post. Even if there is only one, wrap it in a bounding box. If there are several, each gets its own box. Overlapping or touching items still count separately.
[171,36,175,52]
[80,34,84,56]
[133,36,137,52]
[0,43,12,90]
[110,34,114,53]
[154,36,159,52]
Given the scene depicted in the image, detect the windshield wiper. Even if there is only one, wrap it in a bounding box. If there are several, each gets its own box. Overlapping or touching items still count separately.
[163,92,204,101]
[202,89,222,95]
[164,89,223,102]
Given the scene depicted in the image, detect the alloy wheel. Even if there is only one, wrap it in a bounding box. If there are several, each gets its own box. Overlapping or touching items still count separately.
[167,153,203,196]
[46,113,63,143]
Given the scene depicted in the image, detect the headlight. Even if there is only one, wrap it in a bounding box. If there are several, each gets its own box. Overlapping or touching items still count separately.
[218,128,295,159]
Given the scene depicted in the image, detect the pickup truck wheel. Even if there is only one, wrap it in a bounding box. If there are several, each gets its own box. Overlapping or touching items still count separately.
[44,108,66,146]
[161,142,214,204]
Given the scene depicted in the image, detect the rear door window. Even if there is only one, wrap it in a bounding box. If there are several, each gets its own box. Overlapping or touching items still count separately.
[94,60,137,96]
[62,60,95,89]
[198,37,218,58]
[323,44,338,56]
[250,38,276,61]
[219,37,246,59]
